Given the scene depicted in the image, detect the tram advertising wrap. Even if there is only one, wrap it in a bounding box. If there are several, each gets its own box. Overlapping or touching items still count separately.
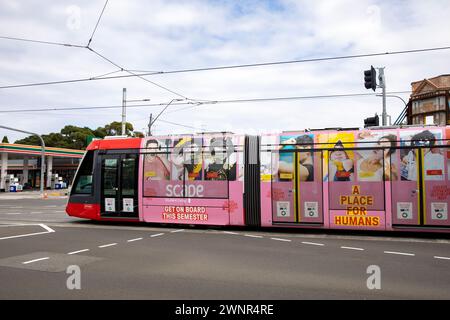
[66,126,450,233]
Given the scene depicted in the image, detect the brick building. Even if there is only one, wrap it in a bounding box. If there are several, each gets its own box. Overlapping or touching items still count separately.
[407,74,450,126]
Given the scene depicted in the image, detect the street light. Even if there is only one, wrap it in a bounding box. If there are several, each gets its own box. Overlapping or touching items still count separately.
[148,99,184,135]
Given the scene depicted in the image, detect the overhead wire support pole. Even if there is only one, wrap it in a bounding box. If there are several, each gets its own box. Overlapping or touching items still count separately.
[148,114,153,136]
[0,125,45,197]
[122,88,127,136]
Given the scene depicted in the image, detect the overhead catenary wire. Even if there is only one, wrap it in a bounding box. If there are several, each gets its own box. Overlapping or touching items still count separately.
[0,1,189,100]
[1,45,450,90]
[0,35,86,48]
[0,91,412,114]
[87,47,189,99]
[87,0,109,47]
[156,118,207,131]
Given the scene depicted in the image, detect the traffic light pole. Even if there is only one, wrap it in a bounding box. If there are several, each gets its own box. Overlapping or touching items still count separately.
[378,67,387,126]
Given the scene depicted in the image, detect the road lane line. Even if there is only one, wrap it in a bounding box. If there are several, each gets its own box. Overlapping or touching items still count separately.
[127,238,143,242]
[67,249,90,255]
[39,224,55,233]
[0,224,55,240]
[54,211,66,213]
[5,213,22,215]
[98,243,117,248]
[22,257,49,264]
[150,233,164,237]
[271,237,291,242]
[434,256,450,260]
[384,251,415,256]
[341,246,365,251]
[245,234,263,238]
[302,241,325,246]
[223,231,239,235]
[170,229,185,233]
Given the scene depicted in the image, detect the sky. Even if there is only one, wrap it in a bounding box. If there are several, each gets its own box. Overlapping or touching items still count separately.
[0,0,449,142]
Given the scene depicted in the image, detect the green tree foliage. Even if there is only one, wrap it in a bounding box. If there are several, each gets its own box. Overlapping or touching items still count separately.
[14,121,141,150]
[1,136,9,143]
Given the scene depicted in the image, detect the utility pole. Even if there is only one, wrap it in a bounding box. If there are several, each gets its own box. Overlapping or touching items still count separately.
[378,67,387,126]
[121,88,127,136]
[148,113,153,136]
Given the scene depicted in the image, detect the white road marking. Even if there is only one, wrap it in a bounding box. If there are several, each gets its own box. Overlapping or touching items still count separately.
[127,238,143,242]
[44,205,58,208]
[271,237,291,242]
[302,241,325,246]
[223,231,239,235]
[245,234,263,238]
[67,249,90,255]
[434,256,450,260]
[54,211,66,213]
[0,223,55,240]
[5,213,22,215]
[22,257,49,264]
[170,229,185,233]
[98,243,117,248]
[30,212,43,214]
[150,233,164,237]
[10,206,23,209]
[384,251,415,256]
[341,246,365,251]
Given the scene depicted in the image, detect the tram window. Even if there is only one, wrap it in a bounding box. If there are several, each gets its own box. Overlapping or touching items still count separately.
[143,136,235,198]
[328,144,354,182]
[204,136,236,182]
[72,151,94,194]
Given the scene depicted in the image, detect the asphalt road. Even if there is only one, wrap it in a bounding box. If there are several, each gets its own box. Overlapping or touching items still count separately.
[0,198,450,300]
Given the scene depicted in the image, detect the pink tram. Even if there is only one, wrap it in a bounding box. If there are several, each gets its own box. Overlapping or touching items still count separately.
[66,125,450,232]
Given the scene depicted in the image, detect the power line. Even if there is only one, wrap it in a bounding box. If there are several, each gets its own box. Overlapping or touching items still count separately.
[1,45,449,90]
[88,47,189,99]
[159,45,450,75]
[0,35,85,48]
[91,69,124,79]
[87,0,109,47]
[157,118,207,131]
[0,3,189,100]
[0,91,411,114]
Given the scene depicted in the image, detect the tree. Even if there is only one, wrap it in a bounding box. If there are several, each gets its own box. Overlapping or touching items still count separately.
[1,136,9,143]
[103,121,134,136]
[14,121,141,149]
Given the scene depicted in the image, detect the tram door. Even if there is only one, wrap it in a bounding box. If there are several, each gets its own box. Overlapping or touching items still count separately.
[100,154,139,218]
[294,150,324,224]
[271,148,323,224]
[392,146,450,227]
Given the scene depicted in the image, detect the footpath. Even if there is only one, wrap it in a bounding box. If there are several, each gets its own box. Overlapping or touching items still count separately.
[0,189,69,200]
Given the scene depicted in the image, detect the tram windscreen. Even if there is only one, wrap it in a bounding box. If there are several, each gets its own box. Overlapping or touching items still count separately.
[72,150,94,194]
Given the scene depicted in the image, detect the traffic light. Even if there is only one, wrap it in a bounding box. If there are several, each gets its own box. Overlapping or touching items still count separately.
[364,66,377,91]
[364,115,379,128]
